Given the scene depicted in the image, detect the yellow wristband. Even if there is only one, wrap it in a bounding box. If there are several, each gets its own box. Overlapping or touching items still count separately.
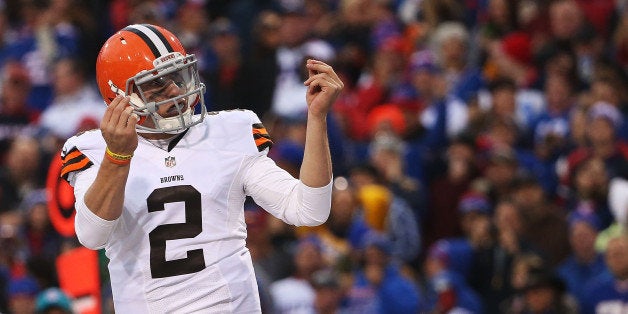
[105,152,131,165]
[105,147,133,160]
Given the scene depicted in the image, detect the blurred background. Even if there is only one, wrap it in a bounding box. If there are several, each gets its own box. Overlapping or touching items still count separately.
[0,0,628,313]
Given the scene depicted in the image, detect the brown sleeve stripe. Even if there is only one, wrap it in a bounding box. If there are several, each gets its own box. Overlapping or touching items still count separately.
[61,147,86,164]
[255,137,272,149]
[61,149,83,162]
[253,132,271,140]
[253,128,271,136]
[252,123,273,151]
[252,125,270,135]
[60,147,93,179]
[60,158,92,179]
[252,123,268,131]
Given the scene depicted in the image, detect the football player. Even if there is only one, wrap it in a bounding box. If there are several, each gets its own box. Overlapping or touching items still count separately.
[60,24,342,313]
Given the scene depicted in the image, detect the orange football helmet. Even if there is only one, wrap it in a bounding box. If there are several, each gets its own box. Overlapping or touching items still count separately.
[96,24,206,134]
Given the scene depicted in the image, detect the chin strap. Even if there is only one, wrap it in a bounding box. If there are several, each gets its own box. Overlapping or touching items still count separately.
[155,107,192,131]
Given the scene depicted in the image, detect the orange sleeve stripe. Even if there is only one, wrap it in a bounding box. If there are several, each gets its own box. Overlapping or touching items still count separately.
[255,137,272,147]
[252,123,272,151]
[60,157,92,178]
[62,150,83,162]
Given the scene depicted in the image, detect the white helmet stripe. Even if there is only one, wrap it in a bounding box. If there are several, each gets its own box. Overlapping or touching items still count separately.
[125,24,171,57]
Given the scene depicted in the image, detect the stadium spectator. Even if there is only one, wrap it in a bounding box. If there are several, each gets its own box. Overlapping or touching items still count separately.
[580,233,628,313]
[271,0,335,120]
[367,131,424,224]
[296,177,354,268]
[269,236,324,313]
[0,1,628,312]
[596,177,628,252]
[346,164,421,266]
[35,287,73,314]
[3,0,82,111]
[310,268,345,314]
[7,275,40,314]
[0,61,39,161]
[424,134,478,247]
[0,135,45,213]
[412,49,469,140]
[566,156,615,230]
[205,18,243,111]
[38,57,104,142]
[345,231,421,313]
[424,239,483,313]
[430,21,485,103]
[509,172,571,268]
[508,268,579,314]
[466,194,519,313]
[557,211,608,301]
[236,10,282,118]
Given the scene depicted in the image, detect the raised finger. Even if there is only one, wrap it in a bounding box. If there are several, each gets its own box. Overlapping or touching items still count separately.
[305,75,341,92]
[306,61,342,85]
[303,69,342,86]
[108,96,131,129]
[306,60,332,75]
[102,95,123,126]
[307,60,318,77]
[303,72,326,86]
[116,106,134,130]
[125,113,139,132]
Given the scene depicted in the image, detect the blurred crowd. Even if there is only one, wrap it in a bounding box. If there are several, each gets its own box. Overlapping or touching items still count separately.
[0,0,628,313]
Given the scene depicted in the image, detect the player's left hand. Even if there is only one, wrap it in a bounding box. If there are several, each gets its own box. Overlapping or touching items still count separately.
[303,59,344,118]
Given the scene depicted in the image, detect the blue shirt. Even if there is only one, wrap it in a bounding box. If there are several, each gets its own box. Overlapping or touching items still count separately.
[580,272,628,314]
[426,270,483,313]
[345,264,421,314]
[557,254,607,301]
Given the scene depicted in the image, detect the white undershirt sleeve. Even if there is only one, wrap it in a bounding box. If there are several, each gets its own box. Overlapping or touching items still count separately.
[70,167,120,250]
[243,154,332,226]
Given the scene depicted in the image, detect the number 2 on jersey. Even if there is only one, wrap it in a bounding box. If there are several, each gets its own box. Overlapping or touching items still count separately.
[147,185,206,278]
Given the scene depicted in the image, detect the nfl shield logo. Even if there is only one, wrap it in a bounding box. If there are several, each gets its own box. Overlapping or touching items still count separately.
[164,156,176,167]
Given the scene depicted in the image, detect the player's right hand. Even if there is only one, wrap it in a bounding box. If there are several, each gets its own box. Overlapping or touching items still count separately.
[101,95,139,156]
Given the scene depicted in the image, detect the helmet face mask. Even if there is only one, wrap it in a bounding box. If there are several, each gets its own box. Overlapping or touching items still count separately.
[129,52,206,134]
[97,24,207,134]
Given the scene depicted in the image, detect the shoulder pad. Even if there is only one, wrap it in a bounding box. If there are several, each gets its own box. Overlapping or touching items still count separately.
[60,130,105,180]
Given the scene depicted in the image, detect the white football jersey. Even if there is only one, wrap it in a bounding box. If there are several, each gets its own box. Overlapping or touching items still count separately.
[60,110,331,313]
